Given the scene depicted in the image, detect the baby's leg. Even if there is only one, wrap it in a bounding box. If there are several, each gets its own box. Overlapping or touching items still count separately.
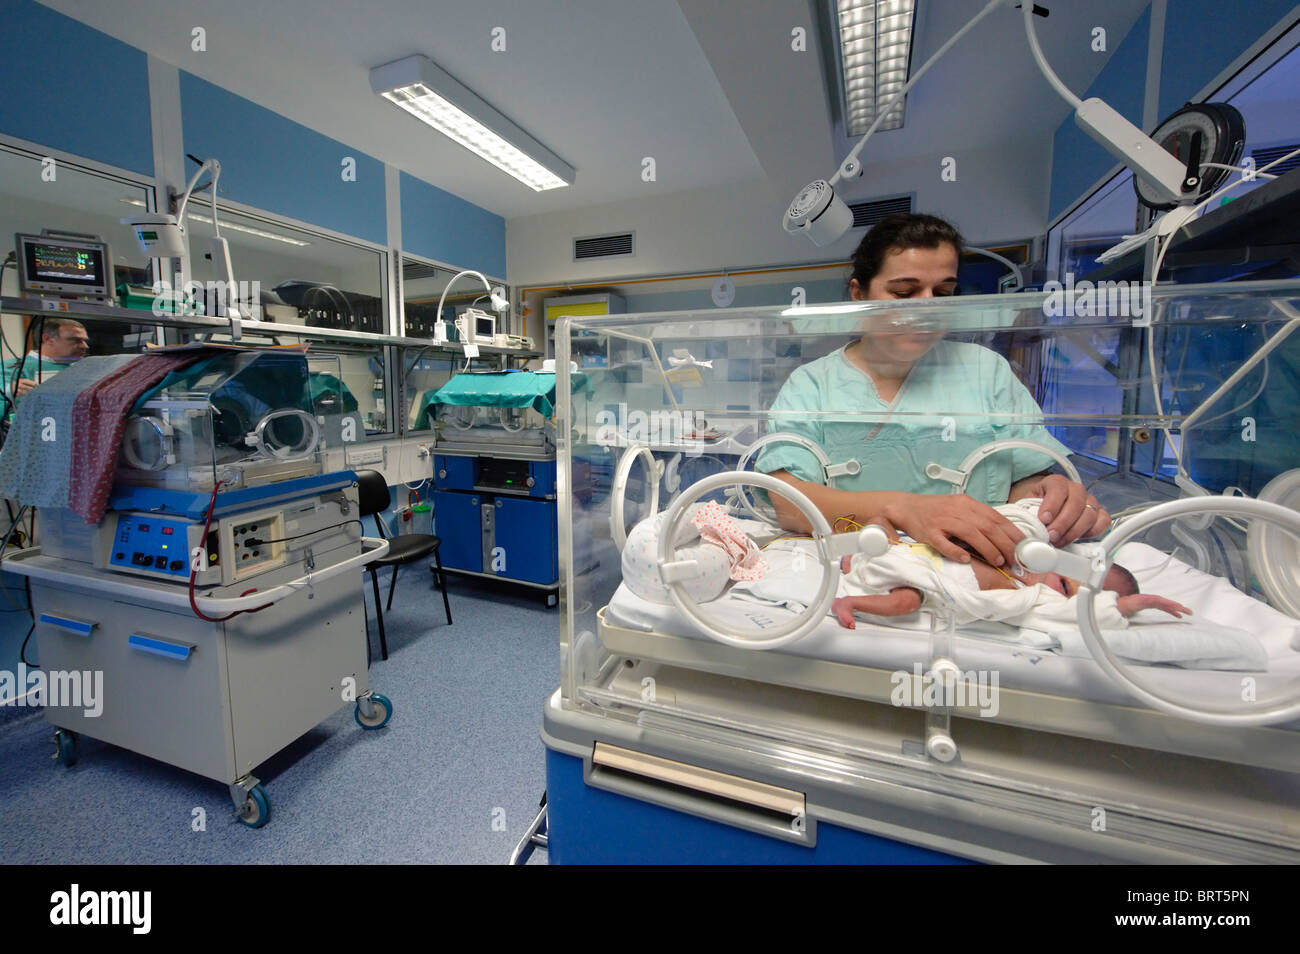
[831,587,923,628]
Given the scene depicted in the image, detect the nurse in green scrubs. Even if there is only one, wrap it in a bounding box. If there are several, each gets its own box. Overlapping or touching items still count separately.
[758,214,1110,568]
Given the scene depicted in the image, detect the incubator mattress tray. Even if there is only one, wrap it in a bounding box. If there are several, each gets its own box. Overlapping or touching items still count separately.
[599,543,1300,772]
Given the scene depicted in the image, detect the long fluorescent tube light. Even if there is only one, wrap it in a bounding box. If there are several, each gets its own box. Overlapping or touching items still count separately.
[371,54,574,192]
[837,0,916,135]
[119,199,311,246]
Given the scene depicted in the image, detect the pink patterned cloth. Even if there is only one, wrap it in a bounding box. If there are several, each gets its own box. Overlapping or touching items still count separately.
[68,351,208,523]
[691,500,766,582]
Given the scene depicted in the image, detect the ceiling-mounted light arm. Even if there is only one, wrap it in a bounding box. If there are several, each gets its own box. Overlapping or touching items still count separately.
[435,269,509,329]
[784,0,1006,246]
[1020,2,1193,206]
[832,0,1008,187]
[786,0,1198,248]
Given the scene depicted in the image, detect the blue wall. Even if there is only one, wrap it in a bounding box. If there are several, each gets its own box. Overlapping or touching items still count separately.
[180,73,388,246]
[1049,0,1299,222]
[1048,7,1151,222]
[1158,0,1298,121]
[0,0,152,175]
[400,172,506,278]
[0,1,506,274]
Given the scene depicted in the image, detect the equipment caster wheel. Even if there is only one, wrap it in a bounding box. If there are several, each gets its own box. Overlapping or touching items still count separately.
[355,692,393,730]
[52,729,77,767]
[237,784,271,828]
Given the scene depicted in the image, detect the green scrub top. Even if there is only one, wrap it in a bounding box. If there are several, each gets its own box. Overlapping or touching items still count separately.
[755,340,1071,506]
[0,353,75,421]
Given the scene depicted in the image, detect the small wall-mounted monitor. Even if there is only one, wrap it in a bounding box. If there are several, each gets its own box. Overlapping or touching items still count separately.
[14,232,115,301]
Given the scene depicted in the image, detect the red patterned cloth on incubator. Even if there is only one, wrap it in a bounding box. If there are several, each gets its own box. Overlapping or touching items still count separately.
[68,351,208,523]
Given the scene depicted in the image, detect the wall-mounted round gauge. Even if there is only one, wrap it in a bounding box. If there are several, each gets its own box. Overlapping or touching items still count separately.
[1135,102,1245,210]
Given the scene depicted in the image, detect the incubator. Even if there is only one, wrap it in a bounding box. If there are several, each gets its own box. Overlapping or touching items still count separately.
[545,279,1300,863]
[114,348,333,493]
[0,346,391,827]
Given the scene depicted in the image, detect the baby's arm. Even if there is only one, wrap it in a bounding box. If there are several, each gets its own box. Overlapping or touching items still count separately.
[832,587,923,629]
[1117,594,1193,618]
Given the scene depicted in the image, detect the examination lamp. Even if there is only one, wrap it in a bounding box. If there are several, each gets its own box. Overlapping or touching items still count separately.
[433,269,509,342]
[121,157,249,321]
[785,0,1197,248]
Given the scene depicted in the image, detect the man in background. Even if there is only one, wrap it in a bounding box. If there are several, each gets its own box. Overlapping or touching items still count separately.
[1,318,90,419]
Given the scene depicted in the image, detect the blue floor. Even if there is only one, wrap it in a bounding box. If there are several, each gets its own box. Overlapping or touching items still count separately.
[0,569,556,864]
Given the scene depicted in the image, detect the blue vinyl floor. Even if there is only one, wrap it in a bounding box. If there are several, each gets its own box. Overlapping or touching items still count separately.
[0,568,556,864]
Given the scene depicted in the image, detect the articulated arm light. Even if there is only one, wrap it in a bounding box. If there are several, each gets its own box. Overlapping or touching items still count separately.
[785,0,1195,247]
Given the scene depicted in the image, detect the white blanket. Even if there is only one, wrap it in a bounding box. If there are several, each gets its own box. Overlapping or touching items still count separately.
[730,539,1280,671]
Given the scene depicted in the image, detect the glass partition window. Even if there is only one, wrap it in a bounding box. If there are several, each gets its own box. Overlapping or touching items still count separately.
[0,145,157,359]
[402,257,510,341]
[177,205,387,334]
[403,349,460,432]
[320,347,388,436]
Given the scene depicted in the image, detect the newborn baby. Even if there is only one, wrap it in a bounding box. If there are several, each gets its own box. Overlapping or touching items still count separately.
[832,498,1190,630]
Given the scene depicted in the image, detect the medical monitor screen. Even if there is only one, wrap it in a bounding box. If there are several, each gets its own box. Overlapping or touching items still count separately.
[15,233,113,298]
[475,314,495,340]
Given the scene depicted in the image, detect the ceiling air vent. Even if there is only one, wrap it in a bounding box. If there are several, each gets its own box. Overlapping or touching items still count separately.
[574,232,634,261]
[849,195,913,229]
[1251,144,1300,178]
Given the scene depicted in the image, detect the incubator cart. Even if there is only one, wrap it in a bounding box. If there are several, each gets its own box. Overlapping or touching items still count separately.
[426,371,590,604]
[2,349,392,827]
[539,280,1300,863]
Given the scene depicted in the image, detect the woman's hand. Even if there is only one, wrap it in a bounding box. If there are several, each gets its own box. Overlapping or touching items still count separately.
[878,492,1025,567]
[1009,473,1110,545]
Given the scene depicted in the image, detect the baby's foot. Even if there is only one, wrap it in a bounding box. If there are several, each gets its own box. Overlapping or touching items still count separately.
[831,596,857,629]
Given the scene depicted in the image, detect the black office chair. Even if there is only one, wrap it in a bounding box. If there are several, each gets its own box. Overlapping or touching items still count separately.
[356,469,452,661]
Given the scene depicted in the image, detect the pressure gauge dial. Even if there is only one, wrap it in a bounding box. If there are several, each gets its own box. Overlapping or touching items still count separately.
[1135,103,1245,210]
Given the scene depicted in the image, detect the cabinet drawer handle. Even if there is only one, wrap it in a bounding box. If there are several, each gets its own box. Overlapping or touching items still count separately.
[128,633,193,662]
[38,614,96,637]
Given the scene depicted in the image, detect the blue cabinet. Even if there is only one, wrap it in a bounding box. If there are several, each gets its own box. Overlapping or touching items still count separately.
[432,452,561,592]
[493,497,558,585]
[432,491,484,574]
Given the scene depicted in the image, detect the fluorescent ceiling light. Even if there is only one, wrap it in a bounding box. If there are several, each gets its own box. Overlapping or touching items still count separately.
[119,199,311,246]
[371,54,574,192]
[836,0,916,135]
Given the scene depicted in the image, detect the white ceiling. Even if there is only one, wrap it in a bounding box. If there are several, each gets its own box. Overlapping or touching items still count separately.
[39,0,1149,220]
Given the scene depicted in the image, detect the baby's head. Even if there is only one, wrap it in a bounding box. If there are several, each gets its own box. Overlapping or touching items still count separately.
[1020,562,1140,598]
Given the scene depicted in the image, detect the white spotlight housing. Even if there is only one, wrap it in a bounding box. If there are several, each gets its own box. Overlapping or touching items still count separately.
[783,180,854,247]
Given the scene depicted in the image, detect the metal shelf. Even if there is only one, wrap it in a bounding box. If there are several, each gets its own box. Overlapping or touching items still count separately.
[0,296,541,357]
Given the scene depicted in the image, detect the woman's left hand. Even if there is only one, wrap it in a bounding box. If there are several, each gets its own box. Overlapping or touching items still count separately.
[1009,473,1110,545]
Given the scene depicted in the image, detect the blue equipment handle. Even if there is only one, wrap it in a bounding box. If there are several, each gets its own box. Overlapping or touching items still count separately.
[38,614,96,637]
[128,633,193,661]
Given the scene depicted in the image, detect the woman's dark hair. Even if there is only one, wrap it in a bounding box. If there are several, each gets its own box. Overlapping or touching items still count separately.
[850,213,964,289]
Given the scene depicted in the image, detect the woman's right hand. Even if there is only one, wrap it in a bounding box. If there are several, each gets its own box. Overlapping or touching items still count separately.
[877,492,1025,567]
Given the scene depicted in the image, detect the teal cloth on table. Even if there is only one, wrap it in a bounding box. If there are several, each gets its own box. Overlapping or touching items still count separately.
[417,371,590,429]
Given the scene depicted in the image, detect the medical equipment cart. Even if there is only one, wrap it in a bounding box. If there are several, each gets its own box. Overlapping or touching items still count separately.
[6,472,391,827]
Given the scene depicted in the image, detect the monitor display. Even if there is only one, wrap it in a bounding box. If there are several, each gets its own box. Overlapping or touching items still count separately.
[475,314,495,340]
[14,233,114,299]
